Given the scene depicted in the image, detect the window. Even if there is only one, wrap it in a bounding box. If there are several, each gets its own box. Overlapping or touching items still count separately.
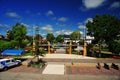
[6,60,10,63]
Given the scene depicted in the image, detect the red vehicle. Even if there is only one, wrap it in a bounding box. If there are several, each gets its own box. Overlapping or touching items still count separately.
[113,55,120,59]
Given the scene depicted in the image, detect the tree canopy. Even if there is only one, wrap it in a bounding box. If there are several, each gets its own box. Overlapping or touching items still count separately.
[46,33,55,43]
[8,23,27,48]
[86,14,120,54]
[56,35,64,43]
[35,34,42,41]
[70,31,81,40]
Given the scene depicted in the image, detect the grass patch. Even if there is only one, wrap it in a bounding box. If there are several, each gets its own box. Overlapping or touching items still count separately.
[72,50,78,55]
[101,48,109,52]
[22,51,33,56]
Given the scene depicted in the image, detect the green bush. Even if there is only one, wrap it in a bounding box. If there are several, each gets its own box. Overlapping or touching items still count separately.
[72,50,78,55]
[108,41,120,54]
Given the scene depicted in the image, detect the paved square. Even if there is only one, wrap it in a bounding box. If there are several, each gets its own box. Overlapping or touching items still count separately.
[42,64,64,75]
[65,64,120,76]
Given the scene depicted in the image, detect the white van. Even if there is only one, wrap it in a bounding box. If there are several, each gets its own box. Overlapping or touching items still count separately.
[0,58,21,71]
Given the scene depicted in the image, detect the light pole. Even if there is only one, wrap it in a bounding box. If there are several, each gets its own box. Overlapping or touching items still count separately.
[78,26,86,42]
[79,26,87,56]
[84,27,86,42]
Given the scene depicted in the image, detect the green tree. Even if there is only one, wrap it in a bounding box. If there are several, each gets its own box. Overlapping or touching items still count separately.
[8,23,27,48]
[46,33,55,43]
[56,35,64,43]
[0,40,18,51]
[25,35,33,44]
[35,34,42,41]
[108,41,120,54]
[86,14,120,55]
[7,30,13,40]
[70,31,81,40]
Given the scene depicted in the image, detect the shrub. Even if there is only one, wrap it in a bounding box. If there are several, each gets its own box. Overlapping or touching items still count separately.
[108,41,120,54]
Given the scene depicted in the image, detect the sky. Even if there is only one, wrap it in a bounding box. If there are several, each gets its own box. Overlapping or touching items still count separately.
[0,0,120,37]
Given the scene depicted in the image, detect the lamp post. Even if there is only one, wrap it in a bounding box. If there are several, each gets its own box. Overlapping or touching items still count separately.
[32,26,39,56]
[32,26,36,55]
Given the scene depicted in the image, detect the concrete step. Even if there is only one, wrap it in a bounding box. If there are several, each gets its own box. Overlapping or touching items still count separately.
[56,48,66,53]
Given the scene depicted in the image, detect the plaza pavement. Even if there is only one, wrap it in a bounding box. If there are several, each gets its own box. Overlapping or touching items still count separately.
[39,54,96,59]
[23,54,96,59]
[39,54,95,75]
[41,54,95,75]
[42,64,64,75]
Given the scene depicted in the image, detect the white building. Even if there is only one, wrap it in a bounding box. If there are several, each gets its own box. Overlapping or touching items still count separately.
[85,35,94,44]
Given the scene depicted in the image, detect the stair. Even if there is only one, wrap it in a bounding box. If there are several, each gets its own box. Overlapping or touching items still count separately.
[56,48,66,54]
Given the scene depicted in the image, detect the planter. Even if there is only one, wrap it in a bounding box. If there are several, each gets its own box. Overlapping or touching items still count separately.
[51,48,56,53]
[66,49,69,54]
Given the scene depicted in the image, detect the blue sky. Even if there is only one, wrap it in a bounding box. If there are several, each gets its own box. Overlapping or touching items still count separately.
[0,0,120,37]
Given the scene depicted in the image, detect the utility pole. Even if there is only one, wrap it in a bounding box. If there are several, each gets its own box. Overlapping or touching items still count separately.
[32,26,39,56]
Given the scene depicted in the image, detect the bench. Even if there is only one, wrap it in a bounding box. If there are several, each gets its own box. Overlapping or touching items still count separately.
[104,63,109,70]
[96,62,101,69]
[111,63,119,70]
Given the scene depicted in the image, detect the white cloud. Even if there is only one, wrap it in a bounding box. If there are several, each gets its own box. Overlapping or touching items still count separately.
[4,24,10,28]
[0,24,10,29]
[82,0,106,9]
[78,25,86,38]
[78,25,86,29]
[55,30,63,35]
[85,18,93,23]
[52,17,57,20]
[77,22,83,25]
[41,24,53,32]
[21,23,30,28]
[0,24,3,27]
[64,30,72,35]
[55,30,72,35]
[58,17,68,22]
[6,12,20,18]
[46,10,54,16]
[55,30,83,37]
[80,31,83,34]
[56,23,66,27]
[110,2,120,8]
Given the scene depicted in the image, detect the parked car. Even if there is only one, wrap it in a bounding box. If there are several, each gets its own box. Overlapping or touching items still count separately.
[0,58,21,71]
[113,55,120,59]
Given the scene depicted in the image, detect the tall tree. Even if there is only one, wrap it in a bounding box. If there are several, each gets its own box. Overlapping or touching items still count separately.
[70,31,81,40]
[35,34,42,41]
[56,35,64,43]
[46,33,55,43]
[9,23,27,48]
[86,14,120,55]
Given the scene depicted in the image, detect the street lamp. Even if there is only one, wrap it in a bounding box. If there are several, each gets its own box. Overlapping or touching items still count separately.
[78,26,86,42]
[78,25,87,56]
[32,26,39,55]
[84,27,87,42]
